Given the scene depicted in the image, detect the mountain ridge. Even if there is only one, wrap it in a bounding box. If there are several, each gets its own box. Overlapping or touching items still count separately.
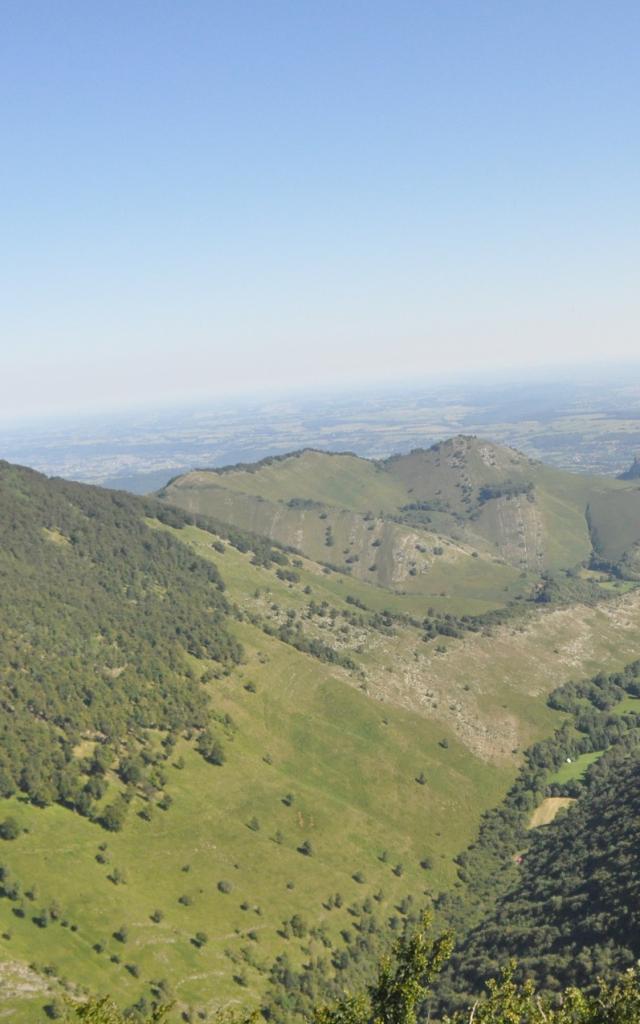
[160,435,640,602]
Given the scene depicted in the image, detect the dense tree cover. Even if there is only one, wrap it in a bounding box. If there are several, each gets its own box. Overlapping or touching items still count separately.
[237,598,360,672]
[428,661,640,1014]
[315,915,453,1024]
[421,606,521,642]
[0,461,242,812]
[432,753,638,1015]
[315,918,640,1024]
[268,622,357,671]
[437,750,640,1010]
[477,480,535,503]
[345,596,523,645]
[547,661,640,717]
[260,900,427,1022]
[439,662,640,913]
[534,570,605,606]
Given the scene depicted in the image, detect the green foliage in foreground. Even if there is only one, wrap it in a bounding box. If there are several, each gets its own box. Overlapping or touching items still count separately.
[444,965,640,1023]
[315,917,453,1024]
[64,998,169,1022]
[60,917,640,1024]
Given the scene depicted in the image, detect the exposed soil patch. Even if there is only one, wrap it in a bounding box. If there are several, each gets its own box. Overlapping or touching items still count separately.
[528,796,575,828]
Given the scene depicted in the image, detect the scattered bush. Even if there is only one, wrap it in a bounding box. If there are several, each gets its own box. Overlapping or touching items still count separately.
[0,817,20,841]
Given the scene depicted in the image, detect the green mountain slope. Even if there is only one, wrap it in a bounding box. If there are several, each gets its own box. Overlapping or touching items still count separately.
[160,437,640,606]
[588,486,640,576]
[0,464,515,1020]
[420,657,640,1017]
[0,616,502,1021]
[3,458,640,1021]
[154,521,640,764]
[158,478,527,613]
[0,460,240,810]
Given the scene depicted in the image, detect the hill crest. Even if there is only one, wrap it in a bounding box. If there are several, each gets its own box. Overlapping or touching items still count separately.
[160,436,640,594]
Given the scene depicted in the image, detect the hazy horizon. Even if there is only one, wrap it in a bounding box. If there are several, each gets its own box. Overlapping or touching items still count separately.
[2,357,640,428]
[3,1,640,420]
[4,365,640,493]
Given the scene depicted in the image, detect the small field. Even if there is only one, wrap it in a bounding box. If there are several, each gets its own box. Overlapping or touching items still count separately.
[528,797,575,829]
[613,695,640,716]
[549,751,605,784]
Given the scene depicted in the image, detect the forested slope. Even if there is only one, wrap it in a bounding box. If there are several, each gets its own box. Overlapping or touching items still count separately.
[0,461,240,812]
[448,749,640,996]
[427,660,640,1015]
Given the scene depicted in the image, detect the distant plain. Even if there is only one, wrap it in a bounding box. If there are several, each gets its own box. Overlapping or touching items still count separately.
[3,370,640,492]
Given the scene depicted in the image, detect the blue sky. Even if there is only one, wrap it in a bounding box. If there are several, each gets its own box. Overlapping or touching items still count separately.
[2,1,639,418]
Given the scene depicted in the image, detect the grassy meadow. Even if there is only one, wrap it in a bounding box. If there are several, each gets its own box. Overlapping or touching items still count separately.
[0,612,508,1020]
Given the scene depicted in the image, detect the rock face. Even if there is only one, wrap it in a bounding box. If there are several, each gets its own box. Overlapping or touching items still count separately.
[617,456,640,480]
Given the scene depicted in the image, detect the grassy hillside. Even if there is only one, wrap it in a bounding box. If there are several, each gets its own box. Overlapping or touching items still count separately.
[588,486,640,575]
[4,457,640,1021]
[153,522,640,763]
[0,464,518,1021]
[0,618,506,1021]
[160,437,640,607]
[196,450,406,511]
[159,480,530,613]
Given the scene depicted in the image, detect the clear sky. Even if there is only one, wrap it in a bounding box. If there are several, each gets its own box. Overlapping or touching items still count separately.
[2,1,639,419]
